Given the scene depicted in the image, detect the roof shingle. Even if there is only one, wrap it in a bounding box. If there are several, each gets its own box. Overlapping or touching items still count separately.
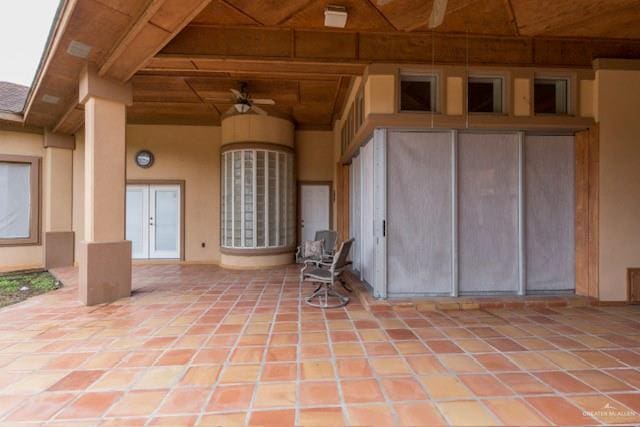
[0,81,29,114]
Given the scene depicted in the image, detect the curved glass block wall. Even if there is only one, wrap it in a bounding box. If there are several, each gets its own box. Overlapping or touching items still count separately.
[221,147,295,250]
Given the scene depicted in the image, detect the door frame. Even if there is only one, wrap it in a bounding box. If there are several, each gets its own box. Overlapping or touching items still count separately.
[297,180,333,245]
[127,179,186,261]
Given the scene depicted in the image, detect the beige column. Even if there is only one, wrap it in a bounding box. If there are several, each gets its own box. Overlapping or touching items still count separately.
[43,131,75,269]
[77,67,133,305]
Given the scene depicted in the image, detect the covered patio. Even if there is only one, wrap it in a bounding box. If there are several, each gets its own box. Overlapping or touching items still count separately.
[0,266,639,425]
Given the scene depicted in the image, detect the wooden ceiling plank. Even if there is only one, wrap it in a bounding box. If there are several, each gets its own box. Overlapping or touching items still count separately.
[52,100,84,134]
[99,0,167,76]
[100,0,212,81]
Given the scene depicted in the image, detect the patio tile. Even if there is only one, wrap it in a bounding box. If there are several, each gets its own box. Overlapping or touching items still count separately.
[155,349,195,366]
[381,377,428,400]
[300,381,340,405]
[301,360,334,380]
[341,379,385,403]
[254,382,296,407]
[420,375,473,399]
[198,412,246,426]
[394,402,447,426]
[534,371,594,393]
[248,409,295,427]
[299,407,345,426]
[218,364,260,383]
[437,400,498,426]
[336,358,373,378]
[526,396,597,426]
[56,391,122,419]
[207,384,255,411]
[261,363,297,381]
[132,366,183,389]
[49,370,105,391]
[106,390,168,417]
[1,265,639,425]
[570,369,634,392]
[484,398,548,426]
[6,392,76,422]
[369,357,411,376]
[157,387,209,414]
[347,404,395,426]
[459,374,514,397]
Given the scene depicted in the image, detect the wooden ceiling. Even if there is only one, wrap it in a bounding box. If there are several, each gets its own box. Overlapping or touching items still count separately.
[20,0,640,133]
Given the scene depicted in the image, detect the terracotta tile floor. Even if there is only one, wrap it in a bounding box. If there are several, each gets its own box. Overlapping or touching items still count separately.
[0,265,639,426]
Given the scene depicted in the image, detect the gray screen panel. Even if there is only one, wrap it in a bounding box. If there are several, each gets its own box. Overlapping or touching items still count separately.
[459,132,519,294]
[361,141,375,286]
[525,135,575,291]
[350,154,361,272]
[387,131,453,295]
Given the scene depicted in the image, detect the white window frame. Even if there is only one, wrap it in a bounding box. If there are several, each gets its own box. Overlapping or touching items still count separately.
[534,77,570,115]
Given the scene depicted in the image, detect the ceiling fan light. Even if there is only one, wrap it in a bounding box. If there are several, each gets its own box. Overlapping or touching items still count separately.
[234,103,251,113]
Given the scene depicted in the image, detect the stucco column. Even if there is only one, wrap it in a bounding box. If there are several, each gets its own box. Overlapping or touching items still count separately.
[77,67,132,305]
[43,131,75,269]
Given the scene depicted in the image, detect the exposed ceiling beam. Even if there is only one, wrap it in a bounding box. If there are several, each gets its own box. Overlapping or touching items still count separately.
[161,25,640,68]
[99,0,213,82]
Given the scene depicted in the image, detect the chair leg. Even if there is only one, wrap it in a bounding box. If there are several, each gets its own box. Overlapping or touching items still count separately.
[304,281,349,309]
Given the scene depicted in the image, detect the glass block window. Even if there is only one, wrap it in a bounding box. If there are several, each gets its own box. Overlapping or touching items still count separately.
[221,148,295,249]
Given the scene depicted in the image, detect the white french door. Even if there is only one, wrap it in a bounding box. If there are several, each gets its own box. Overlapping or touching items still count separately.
[126,184,181,259]
[299,184,331,243]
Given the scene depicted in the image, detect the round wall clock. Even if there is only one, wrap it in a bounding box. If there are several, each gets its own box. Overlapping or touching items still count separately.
[135,150,154,168]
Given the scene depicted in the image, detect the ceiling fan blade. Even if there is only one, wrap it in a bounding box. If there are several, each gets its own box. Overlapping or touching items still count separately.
[206,97,234,103]
[224,106,236,115]
[428,0,448,29]
[251,104,268,115]
[252,98,276,105]
[230,88,242,98]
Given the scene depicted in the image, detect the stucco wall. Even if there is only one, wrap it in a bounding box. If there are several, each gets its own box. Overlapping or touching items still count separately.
[0,130,45,271]
[595,67,640,301]
[296,130,334,182]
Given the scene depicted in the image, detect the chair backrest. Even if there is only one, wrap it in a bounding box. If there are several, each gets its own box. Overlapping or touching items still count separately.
[315,230,338,253]
[332,238,354,270]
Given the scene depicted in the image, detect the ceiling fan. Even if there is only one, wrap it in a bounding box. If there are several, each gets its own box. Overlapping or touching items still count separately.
[225,82,275,115]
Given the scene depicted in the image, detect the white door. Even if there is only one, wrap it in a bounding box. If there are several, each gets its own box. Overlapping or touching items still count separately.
[299,184,330,243]
[126,184,181,259]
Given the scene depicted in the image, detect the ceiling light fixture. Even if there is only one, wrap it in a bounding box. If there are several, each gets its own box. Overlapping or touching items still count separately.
[324,5,347,28]
[67,40,92,59]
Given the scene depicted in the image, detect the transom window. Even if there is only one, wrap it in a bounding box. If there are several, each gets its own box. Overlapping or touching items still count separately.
[0,155,40,246]
[534,78,568,114]
[221,148,295,250]
[468,76,503,113]
[400,74,437,112]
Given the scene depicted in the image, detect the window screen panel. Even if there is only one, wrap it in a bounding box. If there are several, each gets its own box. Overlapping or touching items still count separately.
[459,132,519,294]
[525,135,575,292]
[0,162,31,239]
[387,132,453,295]
[360,140,375,286]
[349,154,361,272]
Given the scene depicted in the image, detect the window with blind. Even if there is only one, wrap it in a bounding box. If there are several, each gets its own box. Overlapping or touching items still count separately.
[0,155,40,246]
[221,148,295,250]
